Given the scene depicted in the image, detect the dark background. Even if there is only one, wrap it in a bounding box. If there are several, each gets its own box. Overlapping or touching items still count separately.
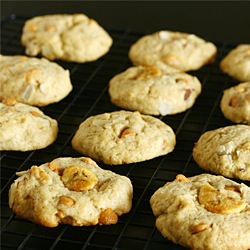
[1,1,250,44]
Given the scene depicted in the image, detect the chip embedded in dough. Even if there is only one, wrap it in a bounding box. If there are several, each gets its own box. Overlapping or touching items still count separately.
[0,102,58,151]
[9,157,133,227]
[21,14,113,63]
[71,110,176,165]
[0,55,72,106]
[193,125,250,180]
[109,65,202,115]
[128,30,217,72]
[220,82,250,124]
[150,173,250,250]
[220,44,250,81]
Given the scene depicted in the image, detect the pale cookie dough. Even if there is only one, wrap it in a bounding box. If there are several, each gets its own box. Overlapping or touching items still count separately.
[9,157,133,227]
[220,82,250,124]
[72,110,176,165]
[0,55,72,106]
[220,44,250,81]
[21,14,113,62]
[150,173,250,250]
[109,65,202,115]
[128,30,217,72]
[0,102,58,151]
[193,125,250,180]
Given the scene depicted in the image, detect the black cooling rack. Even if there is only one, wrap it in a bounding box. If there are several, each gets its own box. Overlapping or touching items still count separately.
[1,15,248,250]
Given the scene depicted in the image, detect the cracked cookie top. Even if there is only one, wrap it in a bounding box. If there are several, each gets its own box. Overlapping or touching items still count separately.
[72,110,176,165]
[9,157,133,227]
[150,173,250,250]
[21,14,113,62]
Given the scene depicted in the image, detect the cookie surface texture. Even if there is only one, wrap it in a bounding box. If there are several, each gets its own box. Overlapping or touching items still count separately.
[9,157,133,227]
[109,65,202,115]
[72,111,176,165]
[193,125,250,180]
[0,55,72,106]
[128,30,217,72]
[21,14,113,62]
[0,102,58,151]
[150,173,250,250]
[220,44,250,81]
[220,82,250,124]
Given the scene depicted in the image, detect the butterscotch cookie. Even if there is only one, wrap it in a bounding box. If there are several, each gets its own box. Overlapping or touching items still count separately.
[21,14,113,62]
[71,110,176,165]
[0,102,58,151]
[109,65,202,115]
[220,82,250,124]
[9,157,133,227]
[128,30,217,72]
[220,44,250,81]
[150,173,250,250]
[192,125,250,180]
[0,55,72,106]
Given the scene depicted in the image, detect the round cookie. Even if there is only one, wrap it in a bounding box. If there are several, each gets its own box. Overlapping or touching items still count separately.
[0,102,58,151]
[109,65,202,115]
[150,173,250,250]
[9,157,133,227]
[0,55,72,106]
[21,14,113,63]
[220,82,250,124]
[192,125,250,180]
[128,30,217,72]
[220,44,250,81]
[71,110,176,165]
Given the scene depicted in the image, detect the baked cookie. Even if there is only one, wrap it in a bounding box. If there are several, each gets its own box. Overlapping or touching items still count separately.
[128,30,217,72]
[220,44,250,81]
[0,55,72,106]
[9,157,133,227]
[150,173,250,250]
[21,14,113,63]
[109,65,202,115]
[220,82,250,124]
[0,101,58,151]
[71,110,176,165]
[193,125,250,180]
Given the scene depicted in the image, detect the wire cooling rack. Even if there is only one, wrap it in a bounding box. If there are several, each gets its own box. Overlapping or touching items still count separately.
[1,15,248,250]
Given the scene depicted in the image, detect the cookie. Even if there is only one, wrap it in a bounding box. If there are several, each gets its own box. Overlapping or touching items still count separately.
[9,157,133,227]
[109,65,202,115]
[21,14,113,63]
[0,102,58,151]
[128,30,217,72]
[220,44,250,81]
[220,82,250,124]
[71,110,176,165]
[150,173,250,250]
[192,125,250,180]
[0,55,72,106]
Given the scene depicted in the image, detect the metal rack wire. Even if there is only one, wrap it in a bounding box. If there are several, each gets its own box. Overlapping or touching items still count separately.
[1,15,247,250]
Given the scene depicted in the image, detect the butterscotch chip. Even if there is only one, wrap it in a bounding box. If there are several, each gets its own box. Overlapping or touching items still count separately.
[175,174,189,182]
[198,183,247,214]
[150,173,250,250]
[129,30,217,72]
[8,157,133,227]
[193,125,250,180]
[109,66,202,116]
[21,14,112,63]
[220,44,250,81]
[71,110,176,165]
[99,208,118,225]
[0,102,58,151]
[220,82,250,124]
[0,55,72,107]
[61,166,98,192]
